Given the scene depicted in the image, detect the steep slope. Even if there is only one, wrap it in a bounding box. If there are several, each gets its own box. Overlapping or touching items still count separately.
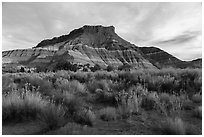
[3,25,156,70]
[139,47,202,68]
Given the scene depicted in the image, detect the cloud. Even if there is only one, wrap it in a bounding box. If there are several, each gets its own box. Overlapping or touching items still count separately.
[2,2,202,61]
[152,31,201,45]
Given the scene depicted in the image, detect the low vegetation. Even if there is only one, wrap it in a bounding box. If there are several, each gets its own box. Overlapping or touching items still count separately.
[2,68,202,134]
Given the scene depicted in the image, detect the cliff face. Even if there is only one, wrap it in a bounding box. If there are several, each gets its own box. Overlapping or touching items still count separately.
[2,25,156,69]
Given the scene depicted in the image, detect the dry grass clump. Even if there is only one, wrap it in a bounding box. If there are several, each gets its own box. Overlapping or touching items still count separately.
[45,122,83,135]
[68,80,87,95]
[2,89,48,123]
[55,78,87,95]
[160,117,186,135]
[62,92,83,116]
[94,88,116,105]
[38,103,66,130]
[116,85,147,118]
[86,80,110,93]
[182,99,195,110]
[98,107,117,121]
[2,88,67,130]
[141,92,159,110]
[191,93,202,104]
[73,108,96,126]
[193,106,202,119]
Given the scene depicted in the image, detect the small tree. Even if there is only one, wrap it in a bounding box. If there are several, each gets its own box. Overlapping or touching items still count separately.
[118,63,132,71]
[90,64,101,72]
[19,67,25,72]
[55,61,78,72]
[106,65,114,72]
[83,67,88,72]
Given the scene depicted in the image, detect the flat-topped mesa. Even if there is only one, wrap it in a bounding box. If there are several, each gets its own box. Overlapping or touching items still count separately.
[82,25,115,34]
[34,25,116,49]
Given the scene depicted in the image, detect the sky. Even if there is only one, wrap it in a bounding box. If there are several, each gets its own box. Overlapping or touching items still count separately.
[2,2,202,61]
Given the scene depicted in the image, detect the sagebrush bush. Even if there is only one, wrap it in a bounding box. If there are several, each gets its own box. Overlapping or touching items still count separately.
[2,89,48,123]
[25,75,53,95]
[94,88,116,105]
[157,94,183,117]
[73,108,96,126]
[98,107,117,121]
[182,99,194,110]
[193,106,202,119]
[45,122,83,135]
[86,80,110,93]
[68,80,87,95]
[62,92,83,116]
[160,117,186,135]
[116,86,147,118]
[55,70,70,80]
[55,78,86,95]
[38,103,67,130]
[141,92,158,110]
[191,93,202,103]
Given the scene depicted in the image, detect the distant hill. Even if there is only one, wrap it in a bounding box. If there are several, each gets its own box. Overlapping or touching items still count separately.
[139,47,202,69]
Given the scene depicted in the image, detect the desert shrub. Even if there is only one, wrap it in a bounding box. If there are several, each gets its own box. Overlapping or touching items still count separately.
[55,70,70,80]
[191,93,202,103]
[55,77,70,89]
[2,74,17,94]
[160,117,186,135]
[106,65,114,72]
[45,122,83,135]
[54,61,78,72]
[86,80,110,93]
[116,85,148,118]
[141,92,159,110]
[94,88,117,105]
[2,89,48,123]
[68,80,87,95]
[109,81,126,92]
[60,92,95,126]
[158,93,173,111]
[157,94,183,117]
[55,78,87,95]
[35,64,48,72]
[38,103,67,130]
[93,71,118,80]
[90,64,101,72]
[21,75,53,95]
[147,75,179,94]
[193,106,202,119]
[73,108,96,126]
[69,71,95,83]
[182,99,195,110]
[177,69,201,95]
[98,107,117,121]
[62,93,84,116]
[19,67,25,72]
[118,63,132,71]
